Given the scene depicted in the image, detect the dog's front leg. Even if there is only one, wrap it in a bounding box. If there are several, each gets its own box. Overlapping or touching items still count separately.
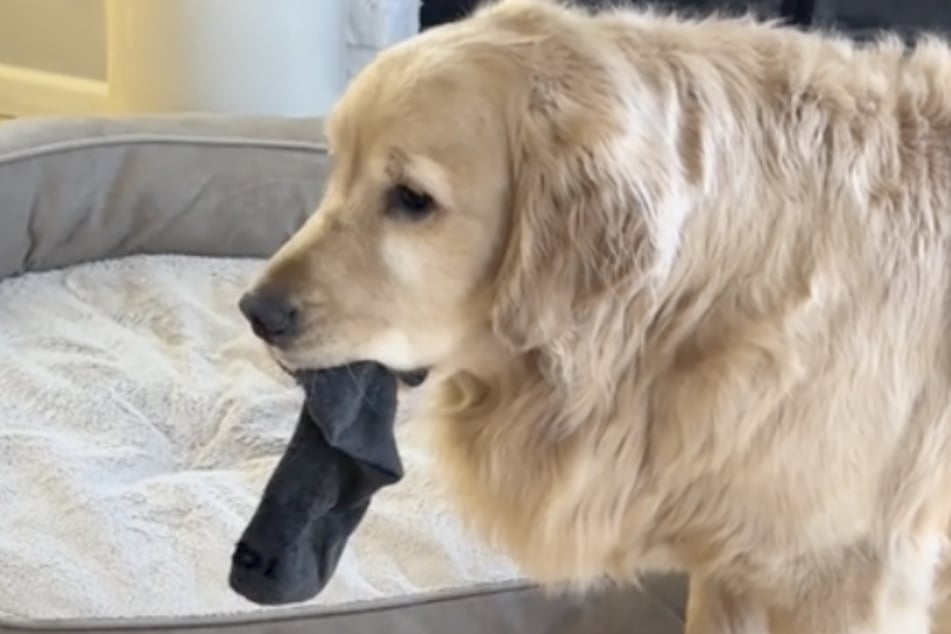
[684,577,769,634]
[765,535,941,634]
[767,590,934,634]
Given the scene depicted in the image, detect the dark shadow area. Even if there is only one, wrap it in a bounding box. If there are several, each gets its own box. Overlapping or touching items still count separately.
[420,0,951,37]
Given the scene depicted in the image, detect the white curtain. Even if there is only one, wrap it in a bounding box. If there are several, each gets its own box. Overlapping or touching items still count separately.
[105,0,348,116]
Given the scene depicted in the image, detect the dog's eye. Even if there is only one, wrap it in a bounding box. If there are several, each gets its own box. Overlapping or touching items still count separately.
[388,185,435,220]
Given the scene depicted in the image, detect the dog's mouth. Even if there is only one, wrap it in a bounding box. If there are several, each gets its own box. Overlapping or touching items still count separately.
[394,368,429,387]
[275,359,429,388]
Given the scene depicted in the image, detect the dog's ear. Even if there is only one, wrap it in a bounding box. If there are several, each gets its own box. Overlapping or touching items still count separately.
[491,55,680,381]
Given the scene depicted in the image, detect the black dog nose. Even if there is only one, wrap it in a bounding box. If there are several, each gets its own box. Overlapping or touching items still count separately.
[239,290,298,344]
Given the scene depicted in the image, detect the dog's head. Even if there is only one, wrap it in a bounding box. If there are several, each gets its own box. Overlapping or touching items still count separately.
[240,0,687,384]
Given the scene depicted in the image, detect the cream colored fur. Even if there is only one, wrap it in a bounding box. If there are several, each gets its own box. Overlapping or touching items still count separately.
[246,1,951,631]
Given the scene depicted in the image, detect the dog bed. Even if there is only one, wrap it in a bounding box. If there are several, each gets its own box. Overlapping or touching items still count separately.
[0,115,686,634]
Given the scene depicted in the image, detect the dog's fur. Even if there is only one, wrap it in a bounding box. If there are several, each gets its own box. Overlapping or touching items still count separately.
[245,1,951,631]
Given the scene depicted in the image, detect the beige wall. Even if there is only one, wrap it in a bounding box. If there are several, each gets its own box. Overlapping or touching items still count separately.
[0,0,105,79]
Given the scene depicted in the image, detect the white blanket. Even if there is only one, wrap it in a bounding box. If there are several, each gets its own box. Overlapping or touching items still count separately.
[0,254,519,622]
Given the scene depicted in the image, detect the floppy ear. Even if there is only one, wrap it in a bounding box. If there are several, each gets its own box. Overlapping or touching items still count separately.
[490,59,678,380]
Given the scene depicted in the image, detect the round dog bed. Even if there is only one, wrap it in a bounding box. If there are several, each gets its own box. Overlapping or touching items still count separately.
[0,115,685,634]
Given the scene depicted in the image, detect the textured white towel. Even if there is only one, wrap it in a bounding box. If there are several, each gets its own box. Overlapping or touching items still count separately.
[0,254,519,622]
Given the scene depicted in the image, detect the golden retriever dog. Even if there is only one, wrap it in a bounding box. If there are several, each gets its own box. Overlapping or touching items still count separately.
[238,0,951,631]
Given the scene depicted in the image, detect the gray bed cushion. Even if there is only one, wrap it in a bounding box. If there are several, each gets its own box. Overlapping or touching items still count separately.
[0,114,688,634]
[2,580,685,634]
[0,114,330,279]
